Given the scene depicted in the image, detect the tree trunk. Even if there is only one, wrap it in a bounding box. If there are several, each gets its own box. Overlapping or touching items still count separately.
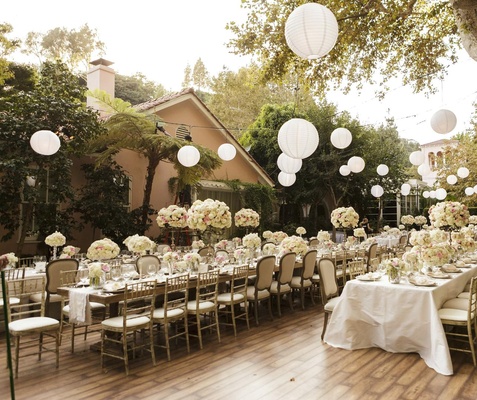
[141,157,160,232]
[450,0,477,61]
[16,201,34,256]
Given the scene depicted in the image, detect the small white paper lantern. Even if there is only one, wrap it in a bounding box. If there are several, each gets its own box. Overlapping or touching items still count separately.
[217,143,236,161]
[436,188,447,200]
[430,109,457,134]
[422,191,430,198]
[177,145,200,167]
[429,190,436,199]
[330,128,352,149]
[277,118,319,159]
[473,184,477,193]
[401,183,411,193]
[465,187,474,196]
[376,164,389,176]
[347,156,365,173]
[284,3,339,60]
[339,165,351,176]
[30,130,61,155]
[371,185,384,198]
[278,171,296,187]
[417,163,431,177]
[457,167,470,179]
[277,153,302,174]
[446,175,458,185]
[409,150,425,166]
[26,176,36,187]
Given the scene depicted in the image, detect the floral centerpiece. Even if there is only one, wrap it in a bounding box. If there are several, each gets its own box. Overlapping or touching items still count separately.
[156,204,188,228]
[242,233,261,249]
[232,237,242,247]
[262,230,273,240]
[429,201,470,230]
[234,248,248,264]
[296,226,306,237]
[469,215,477,224]
[234,208,260,229]
[382,257,405,284]
[262,243,276,256]
[215,239,229,250]
[279,235,308,256]
[123,234,155,254]
[399,224,405,230]
[402,251,420,271]
[183,252,202,270]
[271,231,288,245]
[330,207,359,229]
[401,215,415,226]
[88,262,110,288]
[191,240,205,250]
[382,225,390,232]
[409,230,432,247]
[187,198,232,232]
[414,215,427,226]
[60,245,78,259]
[163,251,180,264]
[4,252,18,267]
[429,229,448,244]
[45,231,66,259]
[388,227,401,237]
[317,230,331,242]
[86,238,120,261]
[353,228,366,239]
[420,244,452,267]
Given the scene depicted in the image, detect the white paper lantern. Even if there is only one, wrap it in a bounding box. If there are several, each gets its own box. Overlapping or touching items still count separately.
[376,164,389,176]
[457,167,470,179]
[436,188,447,200]
[409,150,425,166]
[446,175,458,185]
[26,176,36,187]
[347,156,365,173]
[339,165,351,176]
[430,109,457,134]
[401,183,411,193]
[330,128,352,149]
[30,130,61,156]
[417,163,431,177]
[371,185,384,198]
[217,143,236,161]
[277,153,302,174]
[177,145,200,167]
[465,187,474,196]
[429,190,436,199]
[473,184,477,193]
[277,118,319,159]
[284,3,339,60]
[278,171,296,187]
[422,191,430,198]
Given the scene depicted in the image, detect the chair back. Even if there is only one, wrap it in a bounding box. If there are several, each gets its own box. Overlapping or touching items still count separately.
[302,249,318,280]
[163,274,189,320]
[5,275,46,321]
[468,277,477,322]
[317,258,339,305]
[46,259,79,295]
[230,265,249,296]
[399,234,408,246]
[198,246,214,258]
[136,255,161,276]
[347,259,365,280]
[60,270,82,287]
[3,267,26,280]
[121,280,157,321]
[308,238,319,248]
[255,255,276,291]
[17,257,35,268]
[366,243,378,271]
[277,252,296,285]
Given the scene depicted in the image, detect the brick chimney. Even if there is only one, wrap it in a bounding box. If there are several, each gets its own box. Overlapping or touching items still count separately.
[86,58,115,116]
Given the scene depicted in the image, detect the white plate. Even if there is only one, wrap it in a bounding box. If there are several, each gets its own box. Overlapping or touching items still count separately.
[103,283,126,292]
[356,274,381,281]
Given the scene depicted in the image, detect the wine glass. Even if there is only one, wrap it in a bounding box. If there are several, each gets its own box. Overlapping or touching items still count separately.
[78,268,89,286]
[111,266,122,282]
[147,264,157,278]
[121,264,135,282]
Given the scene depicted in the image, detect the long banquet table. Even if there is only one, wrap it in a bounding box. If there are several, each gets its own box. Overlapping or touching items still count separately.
[323,264,477,375]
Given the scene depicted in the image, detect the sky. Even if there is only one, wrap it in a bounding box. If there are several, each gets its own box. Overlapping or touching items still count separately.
[3,1,477,145]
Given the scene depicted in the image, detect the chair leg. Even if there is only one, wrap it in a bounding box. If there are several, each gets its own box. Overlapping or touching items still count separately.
[321,312,329,340]
[14,336,20,379]
[254,300,259,326]
[230,305,237,336]
[301,288,305,311]
[196,314,203,349]
[287,292,294,312]
[267,297,273,321]
[468,321,476,366]
[55,331,60,369]
[276,294,282,317]
[123,332,129,376]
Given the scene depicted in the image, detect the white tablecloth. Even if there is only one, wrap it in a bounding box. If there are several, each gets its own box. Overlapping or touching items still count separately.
[375,236,400,248]
[324,265,477,375]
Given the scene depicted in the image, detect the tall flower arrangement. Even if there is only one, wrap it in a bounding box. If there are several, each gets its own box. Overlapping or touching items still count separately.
[279,235,308,256]
[429,201,470,230]
[330,207,359,229]
[187,199,232,231]
[271,231,288,245]
[86,238,120,260]
[123,234,155,254]
[317,230,331,242]
[400,215,415,226]
[234,208,260,228]
[156,204,188,228]
[242,233,262,249]
[414,215,427,226]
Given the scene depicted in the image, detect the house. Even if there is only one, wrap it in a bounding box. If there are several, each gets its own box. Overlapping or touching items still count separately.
[419,138,458,187]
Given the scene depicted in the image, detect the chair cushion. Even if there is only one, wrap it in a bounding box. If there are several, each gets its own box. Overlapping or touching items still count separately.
[442,298,468,310]
[246,286,270,300]
[102,315,150,329]
[290,276,312,288]
[187,300,216,312]
[217,293,244,303]
[458,292,470,299]
[324,296,341,312]
[311,274,320,282]
[62,302,106,315]
[9,317,59,334]
[269,281,291,294]
[438,308,467,322]
[0,297,20,306]
[30,292,62,303]
[151,307,184,320]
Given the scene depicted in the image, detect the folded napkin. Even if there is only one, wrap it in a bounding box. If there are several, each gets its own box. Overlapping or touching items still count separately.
[69,288,92,325]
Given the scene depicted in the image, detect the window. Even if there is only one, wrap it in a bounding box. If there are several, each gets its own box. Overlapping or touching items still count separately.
[176,125,190,140]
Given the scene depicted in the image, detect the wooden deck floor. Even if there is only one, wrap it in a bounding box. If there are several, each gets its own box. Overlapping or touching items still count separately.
[1,301,477,400]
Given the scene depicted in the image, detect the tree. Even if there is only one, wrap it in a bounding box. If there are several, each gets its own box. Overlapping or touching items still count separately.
[22,24,105,74]
[0,61,104,254]
[227,0,469,97]
[192,58,209,92]
[86,90,222,233]
[182,64,192,89]
[115,73,168,105]
[0,23,20,85]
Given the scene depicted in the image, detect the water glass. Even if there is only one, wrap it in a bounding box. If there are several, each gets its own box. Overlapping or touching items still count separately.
[147,264,157,278]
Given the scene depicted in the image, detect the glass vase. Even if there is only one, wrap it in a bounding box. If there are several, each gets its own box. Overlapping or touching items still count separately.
[388,269,401,284]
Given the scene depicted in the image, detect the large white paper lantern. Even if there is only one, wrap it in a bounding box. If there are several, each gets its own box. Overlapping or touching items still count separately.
[277,118,319,159]
[436,188,447,200]
[409,150,424,166]
[371,185,384,198]
[277,153,302,174]
[422,191,430,198]
[417,163,431,176]
[339,165,351,176]
[177,145,200,167]
[429,190,436,199]
[401,183,411,193]
[284,3,339,60]
[446,175,458,185]
[465,187,474,196]
[330,128,352,149]
[457,167,470,179]
[430,109,457,134]
[347,156,365,173]
[377,164,389,176]
[278,171,296,187]
[217,143,236,161]
[30,130,60,156]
